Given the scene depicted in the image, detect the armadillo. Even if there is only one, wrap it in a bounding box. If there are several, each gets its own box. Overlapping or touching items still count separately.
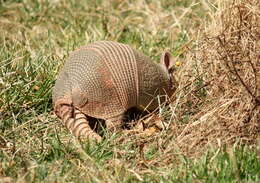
[52,41,177,141]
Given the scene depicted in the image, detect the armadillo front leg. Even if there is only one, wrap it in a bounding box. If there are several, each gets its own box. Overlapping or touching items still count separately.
[58,104,102,142]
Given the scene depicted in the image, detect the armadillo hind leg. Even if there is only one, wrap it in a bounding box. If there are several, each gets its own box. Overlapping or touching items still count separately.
[105,114,124,133]
[59,105,101,142]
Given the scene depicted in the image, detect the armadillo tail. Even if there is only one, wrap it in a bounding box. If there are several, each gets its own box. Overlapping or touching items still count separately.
[59,106,74,131]
[72,110,94,137]
[60,108,101,141]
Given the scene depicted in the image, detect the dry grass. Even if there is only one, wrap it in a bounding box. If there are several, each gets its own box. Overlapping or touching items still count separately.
[166,0,260,157]
[120,0,260,159]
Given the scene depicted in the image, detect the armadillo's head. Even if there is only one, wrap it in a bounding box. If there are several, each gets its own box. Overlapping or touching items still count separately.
[159,51,178,99]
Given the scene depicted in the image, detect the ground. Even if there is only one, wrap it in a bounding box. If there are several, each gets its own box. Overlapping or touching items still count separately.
[0,0,259,182]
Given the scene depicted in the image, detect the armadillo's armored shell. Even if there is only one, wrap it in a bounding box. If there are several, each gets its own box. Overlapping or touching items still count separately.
[53,41,139,119]
[53,41,174,121]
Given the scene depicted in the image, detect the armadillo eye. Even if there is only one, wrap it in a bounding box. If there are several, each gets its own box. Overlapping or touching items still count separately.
[168,67,174,74]
[168,76,173,88]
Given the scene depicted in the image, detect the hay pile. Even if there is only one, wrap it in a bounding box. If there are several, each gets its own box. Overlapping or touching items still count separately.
[168,0,260,156]
[113,0,258,159]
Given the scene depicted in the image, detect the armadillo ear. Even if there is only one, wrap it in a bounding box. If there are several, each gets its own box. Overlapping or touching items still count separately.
[160,51,175,73]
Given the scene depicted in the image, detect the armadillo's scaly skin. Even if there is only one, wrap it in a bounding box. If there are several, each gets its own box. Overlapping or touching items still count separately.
[52,41,175,139]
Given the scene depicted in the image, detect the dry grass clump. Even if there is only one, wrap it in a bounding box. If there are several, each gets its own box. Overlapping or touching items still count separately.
[169,0,260,156]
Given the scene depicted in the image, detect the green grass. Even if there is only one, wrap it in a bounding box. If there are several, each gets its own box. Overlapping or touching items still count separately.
[0,0,259,182]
